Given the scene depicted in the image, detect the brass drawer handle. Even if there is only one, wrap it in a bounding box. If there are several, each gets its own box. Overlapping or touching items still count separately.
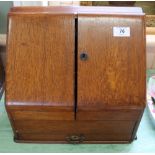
[66,134,85,144]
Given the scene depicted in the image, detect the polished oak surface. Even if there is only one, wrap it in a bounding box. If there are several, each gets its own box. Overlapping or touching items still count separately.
[6,14,75,109]
[14,120,136,143]
[10,6,143,15]
[78,14,146,110]
[6,6,145,144]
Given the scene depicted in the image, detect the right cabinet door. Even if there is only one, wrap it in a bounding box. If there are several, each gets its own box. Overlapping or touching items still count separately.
[77,14,145,112]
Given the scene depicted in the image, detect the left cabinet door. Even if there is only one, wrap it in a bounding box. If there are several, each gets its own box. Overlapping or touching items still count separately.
[6,13,75,120]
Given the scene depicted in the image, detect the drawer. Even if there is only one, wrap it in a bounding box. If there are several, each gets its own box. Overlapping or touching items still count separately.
[13,120,136,143]
[16,133,132,143]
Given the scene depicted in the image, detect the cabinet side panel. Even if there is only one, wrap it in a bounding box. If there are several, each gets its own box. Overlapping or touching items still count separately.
[78,15,145,109]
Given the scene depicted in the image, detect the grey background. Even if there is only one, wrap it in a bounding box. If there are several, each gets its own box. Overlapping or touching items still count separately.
[0,1,13,34]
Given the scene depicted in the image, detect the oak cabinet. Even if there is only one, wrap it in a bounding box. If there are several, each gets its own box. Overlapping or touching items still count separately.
[6,6,146,144]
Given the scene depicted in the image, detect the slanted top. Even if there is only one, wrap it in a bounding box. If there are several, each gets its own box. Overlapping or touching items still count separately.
[9,6,144,16]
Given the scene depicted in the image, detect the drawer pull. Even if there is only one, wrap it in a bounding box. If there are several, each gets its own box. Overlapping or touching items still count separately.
[66,134,85,144]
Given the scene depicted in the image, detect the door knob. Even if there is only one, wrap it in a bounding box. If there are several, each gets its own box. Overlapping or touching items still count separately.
[80,52,88,61]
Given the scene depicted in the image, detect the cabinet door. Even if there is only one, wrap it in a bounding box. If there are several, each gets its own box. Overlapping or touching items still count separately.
[78,14,145,110]
[6,14,75,113]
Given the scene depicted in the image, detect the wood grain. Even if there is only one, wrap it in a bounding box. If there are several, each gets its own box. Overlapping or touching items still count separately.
[11,111,74,121]
[6,14,75,108]
[16,133,132,143]
[10,6,143,15]
[6,6,145,143]
[76,109,143,121]
[78,14,146,109]
[13,120,136,143]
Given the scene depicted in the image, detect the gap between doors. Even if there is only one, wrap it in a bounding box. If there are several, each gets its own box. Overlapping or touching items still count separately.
[74,17,78,120]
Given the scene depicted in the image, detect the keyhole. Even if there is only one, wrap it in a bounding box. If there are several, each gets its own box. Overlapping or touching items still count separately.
[80,52,88,61]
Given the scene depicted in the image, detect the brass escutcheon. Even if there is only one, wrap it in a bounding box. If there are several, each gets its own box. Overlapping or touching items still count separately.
[66,134,85,144]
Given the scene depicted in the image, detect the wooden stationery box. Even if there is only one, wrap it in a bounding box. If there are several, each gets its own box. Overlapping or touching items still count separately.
[6,6,146,144]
